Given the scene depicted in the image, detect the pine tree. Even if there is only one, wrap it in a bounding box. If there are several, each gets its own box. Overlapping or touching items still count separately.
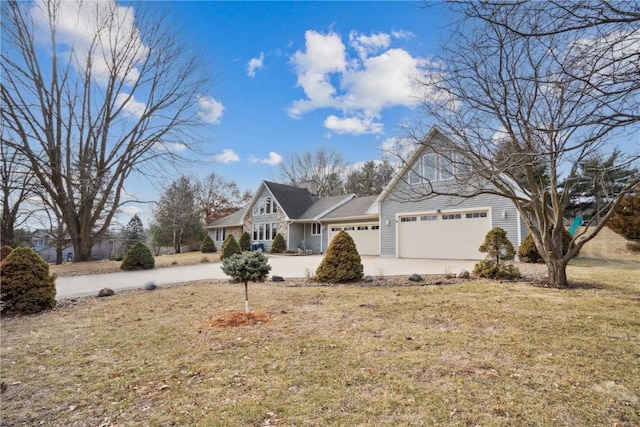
[473,227,520,279]
[220,235,242,260]
[122,214,145,254]
[239,232,251,252]
[201,235,217,253]
[315,231,363,283]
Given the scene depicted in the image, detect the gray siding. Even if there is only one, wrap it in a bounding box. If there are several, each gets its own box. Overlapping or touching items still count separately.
[381,178,521,257]
[288,223,305,251]
[251,187,279,251]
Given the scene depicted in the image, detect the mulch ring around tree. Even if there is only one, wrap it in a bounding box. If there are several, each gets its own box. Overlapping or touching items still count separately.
[205,310,272,327]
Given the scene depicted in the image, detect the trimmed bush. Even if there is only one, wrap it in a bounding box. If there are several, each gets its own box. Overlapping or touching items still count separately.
[120,242,155,271]
[201,235,217,253]
[220,235,242,260]
[1,245,13,261]
[518,228,574,263]
[0,246,57,314]
[270,233,286,253]
[473,227,521,280]
[315,231,363,283]
[239,232,251,252]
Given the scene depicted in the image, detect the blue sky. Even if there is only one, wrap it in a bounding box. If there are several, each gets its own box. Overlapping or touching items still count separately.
[115,1,451,224]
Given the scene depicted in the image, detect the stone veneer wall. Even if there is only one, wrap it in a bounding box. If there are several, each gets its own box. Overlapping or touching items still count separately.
[276,208,288,249]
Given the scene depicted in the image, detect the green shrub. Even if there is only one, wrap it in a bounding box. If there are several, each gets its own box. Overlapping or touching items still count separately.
[220,235,242,260]
[0,246,57,314]
[120,242,155,271]
[473,259,521,280]
[608,193,640,241]
[1,245,13,261]
[239,232,251,252]
[518,228,574,263]
[221,251,271,313]
[315,231,363,283]
[200,235,217,253]
[473,227,521,280]
[270,233,286,253]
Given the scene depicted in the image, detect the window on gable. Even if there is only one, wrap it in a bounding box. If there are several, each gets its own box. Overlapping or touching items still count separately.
[265,197,272,214]
[422,153,437,181]
[439,152,454,180]
[408,167,420,185]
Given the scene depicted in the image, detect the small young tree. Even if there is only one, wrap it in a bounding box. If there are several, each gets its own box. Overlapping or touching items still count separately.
[0,246,57,314]
[607,193,640,242]
[122,214,145,254]
[239,232,251,252]
[201,235,217,253]
[220,235,242,260]
[315,231,363,283]
[120,242,155,271]
[474,227,521,280]
[270,233,286,253]
[221,251,271,313]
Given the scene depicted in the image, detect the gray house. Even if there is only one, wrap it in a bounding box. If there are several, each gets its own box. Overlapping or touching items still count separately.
[206,128,528,260]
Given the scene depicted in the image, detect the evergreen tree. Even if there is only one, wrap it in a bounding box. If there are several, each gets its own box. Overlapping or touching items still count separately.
[201,235,217,253]
[122,214,145,254]
[270,233,286,253]
[473,227,520,280]
[315,231,363,283]
[344,160,393,196]
[239,232,251,252]
[220,235,242,260]
[566,151,638,222]
[221,251,271,313]
[608,193,640,242]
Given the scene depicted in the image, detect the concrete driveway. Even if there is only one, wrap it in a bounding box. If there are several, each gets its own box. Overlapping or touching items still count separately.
[55,254,477,300]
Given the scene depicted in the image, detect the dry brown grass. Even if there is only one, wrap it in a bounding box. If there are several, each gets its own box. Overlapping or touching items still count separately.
[578,226,639,261]
[2,258,639,426]
[49,251,219,277]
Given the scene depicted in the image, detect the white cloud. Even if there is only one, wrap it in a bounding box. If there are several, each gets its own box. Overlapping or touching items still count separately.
[115,93,146,119]
[288,30,346,117]
[247,52,265,77]
[154,142,187,152]
[288,29,435,136]
[214,149,240,163]
[260,152,283,166]
[120,205,142,215]
[324,115,383,135]
[391,30,414,40]
[349,31,390,60]
[198,95,225,124]
[30,0,146,86]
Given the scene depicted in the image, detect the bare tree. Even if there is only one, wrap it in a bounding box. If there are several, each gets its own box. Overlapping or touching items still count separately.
[195,173,253,225]
[278,148,347,197]
[1,0,210,261]
[0,137,37,247]
[344,160,394,197]
[152,176,201,254]
[403,1,640,287]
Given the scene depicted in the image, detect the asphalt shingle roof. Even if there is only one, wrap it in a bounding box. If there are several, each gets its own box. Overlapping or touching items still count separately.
[322,195,378,219]
[298,195,354,220]
[264,181,316,219]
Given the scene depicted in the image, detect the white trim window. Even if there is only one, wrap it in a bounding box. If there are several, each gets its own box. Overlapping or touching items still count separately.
[215,229,226,241]
[271,223,277,239]
[311,223,321,235]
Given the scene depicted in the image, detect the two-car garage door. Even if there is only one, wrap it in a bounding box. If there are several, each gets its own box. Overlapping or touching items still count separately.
[397,210,491,260]
[328,223,380,256]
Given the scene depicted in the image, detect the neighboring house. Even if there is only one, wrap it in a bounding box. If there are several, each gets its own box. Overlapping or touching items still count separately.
[30,229,122,263]
[206,127,528,260]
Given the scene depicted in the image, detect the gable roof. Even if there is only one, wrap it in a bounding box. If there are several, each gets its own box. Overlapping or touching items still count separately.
[263,181,317,219]
[322,195,379,220]
[298,194,356,220]
[205,207,245,229]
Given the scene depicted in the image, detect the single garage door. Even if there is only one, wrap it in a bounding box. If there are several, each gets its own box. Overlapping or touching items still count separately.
[328,223,380,256]
[397,210,491,259]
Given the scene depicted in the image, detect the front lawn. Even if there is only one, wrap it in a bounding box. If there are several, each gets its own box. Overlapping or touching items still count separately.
[1,258,638,426]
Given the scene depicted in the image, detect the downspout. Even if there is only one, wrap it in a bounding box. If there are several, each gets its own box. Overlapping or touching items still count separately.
[318,220,323,254]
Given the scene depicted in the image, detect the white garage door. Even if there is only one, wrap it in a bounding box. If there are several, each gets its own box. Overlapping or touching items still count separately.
[397,211,491,259]
[328,223,380,256]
